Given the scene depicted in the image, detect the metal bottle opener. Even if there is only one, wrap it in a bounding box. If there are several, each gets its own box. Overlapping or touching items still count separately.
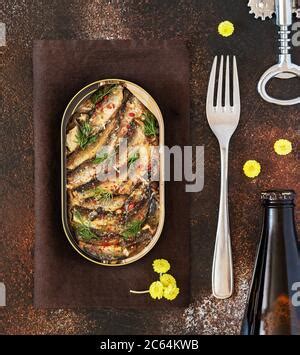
[248,0,300,105]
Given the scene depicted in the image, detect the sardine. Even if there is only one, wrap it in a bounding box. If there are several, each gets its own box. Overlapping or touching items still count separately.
[89,85,124,134]
[70,178,133,202]
[73,208,122,230]
[77,99,94,113]
[71,194,127,212]
[66,113,89,154]
[78,241,129,260]
[67,117,117,170]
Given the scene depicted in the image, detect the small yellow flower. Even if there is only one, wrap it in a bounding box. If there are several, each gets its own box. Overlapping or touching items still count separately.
[163,284,180,301]
[160,274,177,288]
[218,21,234,37]
[149,281,164,299]
[243,160,261,178]
[152,259,170,274]
[274,139,292,156]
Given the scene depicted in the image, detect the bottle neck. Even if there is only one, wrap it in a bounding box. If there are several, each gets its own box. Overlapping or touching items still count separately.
[262,200,299,264]
[263,200,295,222]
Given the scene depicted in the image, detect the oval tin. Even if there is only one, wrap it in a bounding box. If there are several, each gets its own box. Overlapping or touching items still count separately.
[61,79,165,266]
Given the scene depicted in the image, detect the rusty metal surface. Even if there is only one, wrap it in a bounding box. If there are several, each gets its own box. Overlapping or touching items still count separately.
[0,0,299,334]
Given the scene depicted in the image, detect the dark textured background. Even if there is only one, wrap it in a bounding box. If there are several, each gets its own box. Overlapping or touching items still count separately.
[0,0,299,334]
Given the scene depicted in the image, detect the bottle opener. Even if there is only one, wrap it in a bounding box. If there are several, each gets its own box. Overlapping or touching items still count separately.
[248,0,300,105]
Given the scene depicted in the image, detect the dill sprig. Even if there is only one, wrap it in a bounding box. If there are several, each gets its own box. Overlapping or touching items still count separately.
[73,210,98,241]
[90,84,117,105]
[93,152,108,164]
[121,220,143,239]
[88,187,113,201]
[143,111,158,137]
[75,122,97,149]
[128,152,140,167]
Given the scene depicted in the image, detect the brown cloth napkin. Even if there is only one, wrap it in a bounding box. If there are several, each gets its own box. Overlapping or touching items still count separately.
[34,40,190,309]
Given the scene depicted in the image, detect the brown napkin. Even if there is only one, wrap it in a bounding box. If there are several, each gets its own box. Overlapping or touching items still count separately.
[34,40,190,309]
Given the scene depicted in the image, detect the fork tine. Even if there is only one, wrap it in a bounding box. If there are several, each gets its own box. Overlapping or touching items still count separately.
[216,55,224,107]
[206,56,218,109]
[233,56,240,108]
[225,55,230,107]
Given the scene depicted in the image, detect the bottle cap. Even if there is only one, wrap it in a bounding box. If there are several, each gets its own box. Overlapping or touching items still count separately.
[261,190,296,201]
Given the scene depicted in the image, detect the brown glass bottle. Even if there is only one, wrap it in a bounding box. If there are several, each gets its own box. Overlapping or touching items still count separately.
[241,190,300,335]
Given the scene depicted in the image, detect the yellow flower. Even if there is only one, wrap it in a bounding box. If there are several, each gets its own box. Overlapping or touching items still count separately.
[274,139,292,156]
[153,259,170,274]
[163,284,180,301]
[149,281,164,299]
[218,21,234,37]
[243,160,261,178]
[160,274,177,287]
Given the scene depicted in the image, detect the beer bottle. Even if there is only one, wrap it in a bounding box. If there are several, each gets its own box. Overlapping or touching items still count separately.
[241,190,300,335]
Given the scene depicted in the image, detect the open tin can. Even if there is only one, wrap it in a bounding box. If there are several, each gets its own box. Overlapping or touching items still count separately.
[61,79,165,266]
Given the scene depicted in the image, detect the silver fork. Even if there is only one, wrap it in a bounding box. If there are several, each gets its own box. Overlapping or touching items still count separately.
[206,55,241,299]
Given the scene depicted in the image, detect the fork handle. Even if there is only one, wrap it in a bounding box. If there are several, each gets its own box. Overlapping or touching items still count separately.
[212,146,233,299]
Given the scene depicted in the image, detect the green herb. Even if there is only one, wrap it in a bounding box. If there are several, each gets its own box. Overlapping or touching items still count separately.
[74,210,98,241]
[88,187,113,201]
[128,152,140,167]
[90,84,117,105]
[75,122,97,149]
[121,220,143,239]
[93,153,109,164]
[143,111,158,137]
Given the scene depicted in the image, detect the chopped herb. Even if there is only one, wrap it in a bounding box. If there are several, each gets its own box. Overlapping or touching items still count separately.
[93,153,109,164]
[90,84,117,105]
[74,210,98,241]
[121,220,143,239]
[143,111,158,137]
[75,122,97,149]
[88,187,113,201]
[128,152,140,167]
